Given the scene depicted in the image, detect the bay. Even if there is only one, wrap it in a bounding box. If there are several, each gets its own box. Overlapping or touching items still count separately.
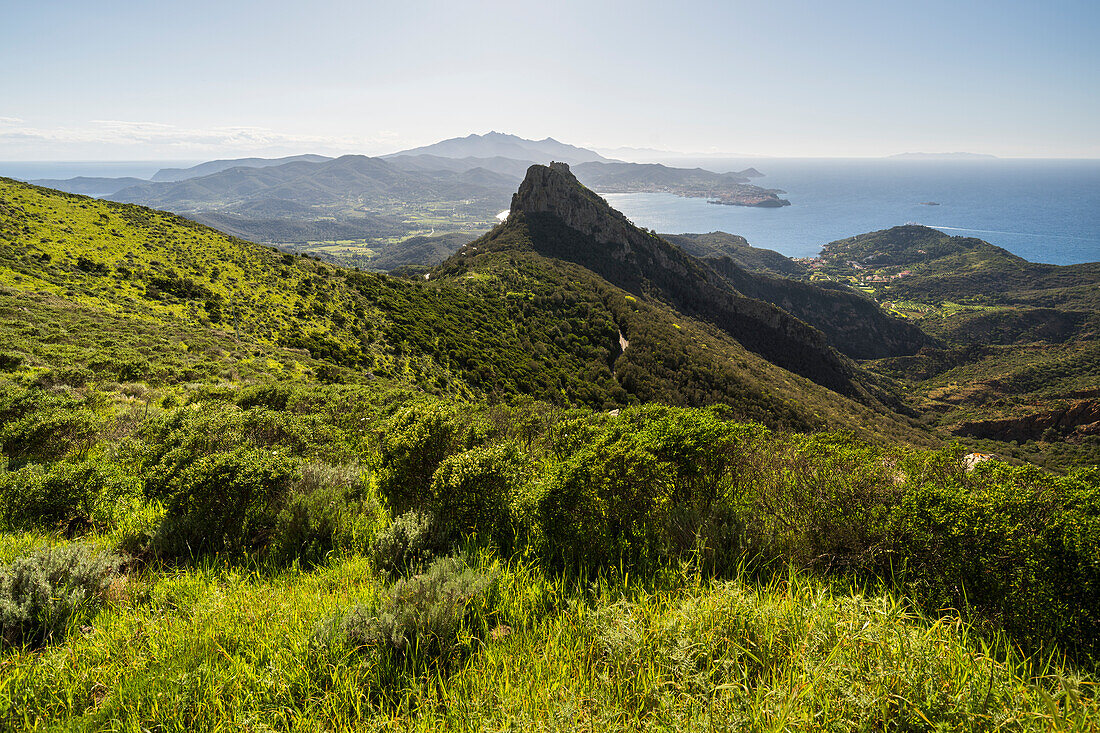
[601,158,1100,265]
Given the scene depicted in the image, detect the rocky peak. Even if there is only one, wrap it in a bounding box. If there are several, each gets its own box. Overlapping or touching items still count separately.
[510,163,647,250]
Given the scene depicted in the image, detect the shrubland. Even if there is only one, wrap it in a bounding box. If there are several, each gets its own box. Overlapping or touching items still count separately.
[3,177,1099,728]
[2,381,1099,729]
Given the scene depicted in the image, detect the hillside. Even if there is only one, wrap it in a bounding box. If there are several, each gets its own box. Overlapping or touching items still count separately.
[150,154,334,182]
[820,225,1100,311]
[572,161,790,207]
[821,226,1100,465]
[26,176,149,198]
[107,155,515,245]
[385,153,532,180]
[3,177,1099,730]
[660,231,807,277]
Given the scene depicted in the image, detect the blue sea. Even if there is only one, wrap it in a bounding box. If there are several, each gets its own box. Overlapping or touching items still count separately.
[0,160,201,181]
[602,158,1100,265]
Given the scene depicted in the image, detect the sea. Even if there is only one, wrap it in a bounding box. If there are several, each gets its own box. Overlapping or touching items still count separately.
[601,158,1100,265]
[0,161,201,181]
[3,158,1098,265]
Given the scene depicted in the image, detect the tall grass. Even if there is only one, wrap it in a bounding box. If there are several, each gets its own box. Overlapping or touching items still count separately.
[1,549,1095,731]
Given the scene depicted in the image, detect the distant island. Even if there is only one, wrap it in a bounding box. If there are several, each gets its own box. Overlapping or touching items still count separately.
[708,191,791,208]
[888,152,998,160]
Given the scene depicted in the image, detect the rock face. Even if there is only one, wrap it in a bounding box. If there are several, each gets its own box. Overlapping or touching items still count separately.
[955,399,1100,442]
[512,163,649,249]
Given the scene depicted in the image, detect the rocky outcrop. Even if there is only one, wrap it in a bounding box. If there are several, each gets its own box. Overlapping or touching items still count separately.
[512,162,653,250]
[955,399,1100,442]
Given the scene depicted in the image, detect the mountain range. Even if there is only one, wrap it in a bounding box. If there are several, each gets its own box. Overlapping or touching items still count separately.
[20,133,790,267]
[383,131,611,165]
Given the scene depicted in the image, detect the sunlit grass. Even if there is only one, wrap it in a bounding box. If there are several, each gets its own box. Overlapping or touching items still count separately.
[2,550,1096,731]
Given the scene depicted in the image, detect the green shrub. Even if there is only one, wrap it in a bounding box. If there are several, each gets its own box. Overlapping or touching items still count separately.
[325,556,499,666]
[890,461,1100,656]
[374,400,488,515]
[369,511,448,576]
[539,406,756,570]
[0,352,24,371]
[0,458,139,532]
[744,433,909,568]
[151,446,300,556]
[34,367,95,389]
[138,404,328,499]
[0,387,104,461]
[236,383,299,411]
[0,544,128,648]
[429,443,526,552]
[269,463,384,566]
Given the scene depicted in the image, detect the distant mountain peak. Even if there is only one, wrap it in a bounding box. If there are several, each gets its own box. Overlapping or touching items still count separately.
[387,133,609,165]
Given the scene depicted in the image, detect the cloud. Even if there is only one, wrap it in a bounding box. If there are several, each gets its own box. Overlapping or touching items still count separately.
[0,120,401,155]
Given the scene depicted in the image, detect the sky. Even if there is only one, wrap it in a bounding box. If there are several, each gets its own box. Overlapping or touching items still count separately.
[1,0,1097,160]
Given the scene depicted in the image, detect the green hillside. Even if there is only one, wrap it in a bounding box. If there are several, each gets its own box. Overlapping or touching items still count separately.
[821,225,1100,311]
[2,178,1099,730]
[661,231,807,277]
[815,226,1100,466]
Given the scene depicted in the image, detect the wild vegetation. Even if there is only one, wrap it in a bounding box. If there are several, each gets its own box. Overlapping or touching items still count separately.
[812,226,1100,468]
[2,387,1099,729]
[2,174,1099,729]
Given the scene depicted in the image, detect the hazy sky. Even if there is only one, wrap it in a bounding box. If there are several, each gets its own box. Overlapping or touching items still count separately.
[2,0,1097,160]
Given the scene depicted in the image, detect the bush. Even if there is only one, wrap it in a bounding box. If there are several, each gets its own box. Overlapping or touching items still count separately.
[0,352,24,371]
[139,404,325,497]
[369,510,448,576]
[269,463,384,566]
[0,544,128,648]
[540,406,756,570]
[34,367,95,389]
[325,556,499,666]
[744,433,910,569]
[0,387,104,461]
[374,400,488,515]
[0,458,139,532]
[236,383,299,411]
[889,461,1100,656]
[151,446,300,556]
[429,443,526,552]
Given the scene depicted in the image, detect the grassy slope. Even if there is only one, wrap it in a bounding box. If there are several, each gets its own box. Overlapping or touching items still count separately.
[440,249,931,443]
